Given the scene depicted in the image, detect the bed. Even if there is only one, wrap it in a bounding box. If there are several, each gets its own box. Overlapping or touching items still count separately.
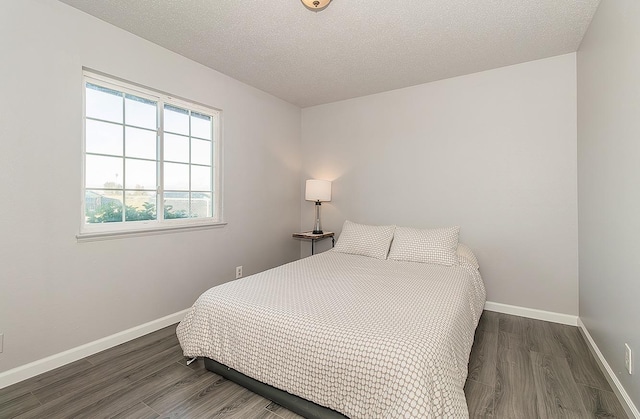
[177,222,485,418]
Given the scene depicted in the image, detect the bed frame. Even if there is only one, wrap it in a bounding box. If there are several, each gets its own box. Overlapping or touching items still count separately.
[204,358,348,419]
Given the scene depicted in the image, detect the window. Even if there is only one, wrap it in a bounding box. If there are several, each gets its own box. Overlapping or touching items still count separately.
[80,71,222,238]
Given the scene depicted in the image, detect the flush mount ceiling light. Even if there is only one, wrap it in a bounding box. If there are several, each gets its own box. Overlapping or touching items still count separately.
[301,0,332,11]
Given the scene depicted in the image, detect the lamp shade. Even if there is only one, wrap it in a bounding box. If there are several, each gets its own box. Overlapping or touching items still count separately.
[305,179,331,202]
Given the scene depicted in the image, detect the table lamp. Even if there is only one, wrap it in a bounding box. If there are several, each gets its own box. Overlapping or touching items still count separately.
[305,179,331,234]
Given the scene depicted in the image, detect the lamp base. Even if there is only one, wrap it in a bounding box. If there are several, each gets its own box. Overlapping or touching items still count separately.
[311,200,323,235]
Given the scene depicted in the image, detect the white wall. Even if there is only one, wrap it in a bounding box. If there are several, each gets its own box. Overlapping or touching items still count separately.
[301,54,578,315]
[0,0,301,373]
[577,0,640,407]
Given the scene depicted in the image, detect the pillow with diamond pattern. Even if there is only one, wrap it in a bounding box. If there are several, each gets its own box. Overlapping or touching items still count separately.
[333,220,396,260]
[456,242,479,268]
[388,226,460,266]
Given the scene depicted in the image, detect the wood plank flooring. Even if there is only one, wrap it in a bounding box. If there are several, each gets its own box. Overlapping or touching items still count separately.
[466,311,628,418]
[0,311,627,418]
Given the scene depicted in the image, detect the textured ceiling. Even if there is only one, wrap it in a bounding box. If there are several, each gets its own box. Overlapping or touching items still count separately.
[58,0,600,108]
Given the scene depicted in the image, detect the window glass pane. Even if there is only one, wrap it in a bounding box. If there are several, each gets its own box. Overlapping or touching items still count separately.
[125,127,156,160]
[164,133,189,163]
[86,83,123,123]
[163,192,190,219]
[85,190,123,223]
[191,192,212,218]
[125,158,156,190]
[191,165,211,191]
[164,162,189,190]
[124,191,157,221]
[125,94,157,130]
[86,155,123,189]
[191,112,211,140]
[83,73,220,229]
[191,139,211,166]
[164,104,189,135]
[86,120,123,156]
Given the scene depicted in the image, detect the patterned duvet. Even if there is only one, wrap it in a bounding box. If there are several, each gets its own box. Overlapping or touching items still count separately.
[177,249,485,418]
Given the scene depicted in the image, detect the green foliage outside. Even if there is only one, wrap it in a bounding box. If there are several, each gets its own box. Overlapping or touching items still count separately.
[87,201,188,223]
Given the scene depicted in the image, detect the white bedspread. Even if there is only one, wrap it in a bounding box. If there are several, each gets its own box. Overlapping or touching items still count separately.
[177,250,485,418]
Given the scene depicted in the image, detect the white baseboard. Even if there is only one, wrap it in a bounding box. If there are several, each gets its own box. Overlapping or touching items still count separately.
[484,301,578,326]
[0,309,189,390]
[577,318,640,419]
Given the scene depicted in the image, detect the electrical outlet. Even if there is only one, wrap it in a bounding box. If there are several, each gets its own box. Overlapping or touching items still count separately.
[0,333,3,353]
[235,266,243,279]
[625,343,633,375]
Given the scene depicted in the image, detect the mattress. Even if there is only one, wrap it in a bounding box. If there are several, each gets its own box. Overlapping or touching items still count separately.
[177,249,485,418]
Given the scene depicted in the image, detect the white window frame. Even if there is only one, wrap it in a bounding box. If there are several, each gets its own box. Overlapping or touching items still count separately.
[78,71,224,241]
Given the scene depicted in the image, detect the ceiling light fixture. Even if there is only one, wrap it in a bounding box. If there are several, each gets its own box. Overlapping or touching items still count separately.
[301,0,332,11]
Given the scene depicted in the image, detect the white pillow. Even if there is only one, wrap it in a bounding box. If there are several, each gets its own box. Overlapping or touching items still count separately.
[333,220,396,260]
[456,242,479,268]
[388,226,460,266]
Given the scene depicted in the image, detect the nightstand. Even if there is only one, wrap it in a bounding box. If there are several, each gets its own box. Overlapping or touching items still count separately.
[292,231,335,255]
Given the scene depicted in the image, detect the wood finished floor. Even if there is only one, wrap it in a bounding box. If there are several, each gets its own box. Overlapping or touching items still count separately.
[0,311,627,418]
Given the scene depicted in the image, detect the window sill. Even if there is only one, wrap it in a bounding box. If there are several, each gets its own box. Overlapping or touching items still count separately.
[76,221,227,242]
